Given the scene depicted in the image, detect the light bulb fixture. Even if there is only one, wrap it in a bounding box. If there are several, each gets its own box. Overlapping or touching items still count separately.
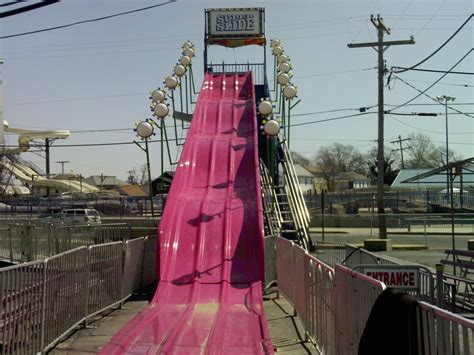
[278,54,289,64]
[174,64,187,77]
[264,119,280,136]
[164,75,179,89]
[151,89,166,103]
[270,38,281,47]
[283,84,297,99]
[182,41,194,49]
[183,47,194,58]
[136,121,154,139]
[180,55,192,66]
[277,72,290,86]
[278,62,291,73]
[153,102,169,118]
[258,99,273,115]
[272,46,283,56]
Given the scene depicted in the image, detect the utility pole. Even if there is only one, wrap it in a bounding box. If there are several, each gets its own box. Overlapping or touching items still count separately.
[56,160,69,175]
[348,14,414,240]
[390,135,411,169]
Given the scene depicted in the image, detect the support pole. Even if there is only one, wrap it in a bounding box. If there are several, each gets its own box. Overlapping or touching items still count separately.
[347,15,414,240]
[144,138,155,220]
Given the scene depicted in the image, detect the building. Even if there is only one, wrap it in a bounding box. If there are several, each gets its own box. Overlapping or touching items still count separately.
[334,171,371,191]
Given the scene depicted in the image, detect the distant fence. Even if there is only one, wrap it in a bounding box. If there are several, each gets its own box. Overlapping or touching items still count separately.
[0,236,157,354]
[0,223,131,262]
[0,195,165,217]
[309,212,474,231]
[305,190,474,211]
[269,236,474,354]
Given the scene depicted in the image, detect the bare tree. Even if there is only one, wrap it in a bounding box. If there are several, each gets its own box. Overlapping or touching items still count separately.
[405,133,459,168]
[312,143,366,191]
[290,151,311,167]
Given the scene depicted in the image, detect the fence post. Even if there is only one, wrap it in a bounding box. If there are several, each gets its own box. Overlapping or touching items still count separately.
[435,263,444,308]
[84,247,91,328]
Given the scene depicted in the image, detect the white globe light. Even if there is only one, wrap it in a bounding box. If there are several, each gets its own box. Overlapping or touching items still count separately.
[278,62,291,73]
[258,100,273,115]
[277,72,290,86]
[272,46,283,56]
[165,75,178,89]
[264,120,280,136]
[154,103,169,118]
[183,47,194,58]
[283,85,297,99]
[183,41,194,49]
[270,38,281,47]
[278,54,289,64]
[180,55,192,66]
[136,121,154,138]
[151,89,166,103]
[174,64,187,77]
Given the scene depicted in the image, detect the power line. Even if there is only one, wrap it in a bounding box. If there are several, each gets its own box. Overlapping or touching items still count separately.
[392,14,473,74]
[1,0,176,39]
[392,71,474,119]
[389,67,474,75]
[389,115,474,135]
[289,112,375,128]
[293,67,375,79]
[9,92,148,105]
[0,0,59,18]
[387,48,474,114]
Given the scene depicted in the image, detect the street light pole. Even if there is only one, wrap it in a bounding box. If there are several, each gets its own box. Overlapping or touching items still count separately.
[437,94,456,275]
[436,95,455,198]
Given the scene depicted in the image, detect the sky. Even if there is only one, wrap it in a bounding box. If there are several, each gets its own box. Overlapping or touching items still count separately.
[1,0,473,181]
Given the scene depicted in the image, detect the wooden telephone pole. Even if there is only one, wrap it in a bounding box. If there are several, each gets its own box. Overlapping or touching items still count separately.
[348,15,414,239]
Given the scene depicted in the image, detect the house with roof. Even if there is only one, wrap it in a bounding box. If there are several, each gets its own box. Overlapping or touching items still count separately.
[85,175,127,190]
[293,164,316,193]
[334,171,371,191]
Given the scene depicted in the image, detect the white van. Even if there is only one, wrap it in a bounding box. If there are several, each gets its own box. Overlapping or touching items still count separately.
[61,208,102,225]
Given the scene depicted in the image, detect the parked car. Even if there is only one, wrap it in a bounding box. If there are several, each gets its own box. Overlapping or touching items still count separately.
[61,208,102,225]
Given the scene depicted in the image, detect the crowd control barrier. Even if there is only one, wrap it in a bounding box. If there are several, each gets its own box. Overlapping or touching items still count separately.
[418,301,474,354]
[0,236,156,354]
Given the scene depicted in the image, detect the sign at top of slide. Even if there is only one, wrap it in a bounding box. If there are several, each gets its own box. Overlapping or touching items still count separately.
[206,8,265,47]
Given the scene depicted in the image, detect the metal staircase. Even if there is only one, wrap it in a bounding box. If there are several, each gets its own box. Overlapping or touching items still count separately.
[276,139,314,251]
[259,159,282,237]
[259,139,314,251]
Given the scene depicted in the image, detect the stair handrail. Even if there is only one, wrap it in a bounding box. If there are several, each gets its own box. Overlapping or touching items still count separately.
[259,159,282,236]
[279,139,313,250]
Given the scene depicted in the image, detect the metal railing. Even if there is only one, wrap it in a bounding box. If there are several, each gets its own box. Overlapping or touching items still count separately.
[0,236,156,354]
[279,140,313,250]
[205,62,266,85]
[0,223,131,263]
[417,301,474,354]
[259,160,282,237]
[274,237,385,355]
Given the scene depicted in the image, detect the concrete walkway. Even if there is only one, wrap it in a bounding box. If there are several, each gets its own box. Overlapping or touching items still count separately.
[50,290,315,354]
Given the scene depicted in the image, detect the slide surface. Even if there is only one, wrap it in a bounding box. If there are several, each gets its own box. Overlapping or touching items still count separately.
[101,72,273,354]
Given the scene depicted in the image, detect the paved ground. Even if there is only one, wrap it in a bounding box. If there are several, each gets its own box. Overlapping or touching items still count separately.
[310,226,474,274]
[50,289,315,354]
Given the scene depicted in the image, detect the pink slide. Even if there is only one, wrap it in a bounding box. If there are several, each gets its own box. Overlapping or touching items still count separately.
[101,72,274,354]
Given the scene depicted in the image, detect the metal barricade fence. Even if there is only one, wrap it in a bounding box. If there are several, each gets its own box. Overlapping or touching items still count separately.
[42,247,88,352]
[264,235,277,291]
[0,223,131,263]
[87,242,123,318]
[141,236,157,288]
[0,261,45,355]
[417,301,474,354]
[123,238,145,298]
[0,236,157,354]
[334,264,386,355]
[307,255,335,355]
